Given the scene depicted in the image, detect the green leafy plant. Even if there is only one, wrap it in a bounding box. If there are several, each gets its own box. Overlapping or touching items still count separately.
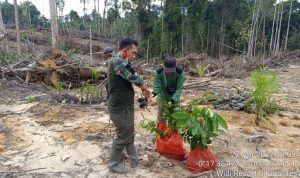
[196,64,210,79]
[172,107,228,150]
[54,81,64,95]
[160,100,181,130]
[78,82,86,102]
[89,67,100,80]
[77,83,101,103]
[140,114,171,144]
[251,68,278,124]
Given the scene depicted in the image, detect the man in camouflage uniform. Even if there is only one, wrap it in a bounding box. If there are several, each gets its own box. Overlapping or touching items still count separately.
[102,47,114,99]
[107,38,151,174]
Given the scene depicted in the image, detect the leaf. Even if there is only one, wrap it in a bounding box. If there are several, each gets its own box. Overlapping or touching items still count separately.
[207,108,215,118]
[197,126,207,138]
[201,135,207,147]
[191,124,199,136]
[191,108,202,117]
[212,116,219,134]
[216,114,228,130]
[205,117,213,132]
[172,111,190,120]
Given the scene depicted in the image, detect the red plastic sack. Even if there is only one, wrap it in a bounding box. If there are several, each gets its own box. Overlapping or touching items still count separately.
[186,148,217,174]
[156,122,187,161]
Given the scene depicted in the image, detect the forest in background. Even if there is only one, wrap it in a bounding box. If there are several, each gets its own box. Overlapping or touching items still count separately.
[1,0,300,59]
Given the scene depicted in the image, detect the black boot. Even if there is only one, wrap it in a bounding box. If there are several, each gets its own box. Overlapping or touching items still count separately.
[126,143,139,168]
[108,147,128,174]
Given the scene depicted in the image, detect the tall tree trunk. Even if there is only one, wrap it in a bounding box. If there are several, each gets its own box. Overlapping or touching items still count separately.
[263,16,266,64]
[0,9,6,40]
[28,2,32,27]
[84,1,86,16]
[219,9,225,58]
[147,38,150,63]
[49,0,59,49]
[181,9,184,55]
[206,23,210,56]
[0,9,8,52]
[90,26,93,64]
[273,2,280,55]
[284,0,293,52]
[97,0,100,36]
[13,0,21,55]
[247,0,261,58]
[270,4,277,52]
[160,0,164,58]
[275,1,283,55]
[94,0,96,10]
[161,0,164,32]
[102,0,107,35]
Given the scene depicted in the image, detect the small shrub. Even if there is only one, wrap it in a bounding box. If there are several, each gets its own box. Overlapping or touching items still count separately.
[251,68,278,124]
[54,81,64,95]
[196,64,210,79]
[89,67,100,80]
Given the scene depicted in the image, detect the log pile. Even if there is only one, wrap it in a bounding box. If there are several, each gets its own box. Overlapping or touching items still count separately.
[0,48,107,88]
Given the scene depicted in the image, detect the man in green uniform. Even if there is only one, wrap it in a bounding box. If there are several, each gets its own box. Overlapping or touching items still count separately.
[107,38,151,174]
[152,57,185,123]
[102,47,114,99]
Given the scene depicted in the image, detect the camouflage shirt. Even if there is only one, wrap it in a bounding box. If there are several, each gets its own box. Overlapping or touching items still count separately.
[111,54,144,86]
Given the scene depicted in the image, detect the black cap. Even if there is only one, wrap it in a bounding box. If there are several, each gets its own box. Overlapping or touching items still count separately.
[164,57,176,73]
[104,47,113,54]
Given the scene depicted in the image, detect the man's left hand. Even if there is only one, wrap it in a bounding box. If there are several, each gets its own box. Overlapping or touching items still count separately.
[143,89,151,99]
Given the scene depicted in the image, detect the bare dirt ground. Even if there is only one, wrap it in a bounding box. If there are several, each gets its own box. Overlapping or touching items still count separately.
[0,64,300,178]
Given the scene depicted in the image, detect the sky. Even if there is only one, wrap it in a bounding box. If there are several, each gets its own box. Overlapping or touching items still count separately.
[0,0,104,19]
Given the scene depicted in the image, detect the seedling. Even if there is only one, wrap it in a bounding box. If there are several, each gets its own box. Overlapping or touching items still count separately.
[251,68,278,124]
[54,81,64,95]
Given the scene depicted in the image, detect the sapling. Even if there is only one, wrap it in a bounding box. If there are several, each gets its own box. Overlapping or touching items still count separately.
[89,67,100,80]
[251,68,278,124]
[54,81,63,95]
[196,64,210,79]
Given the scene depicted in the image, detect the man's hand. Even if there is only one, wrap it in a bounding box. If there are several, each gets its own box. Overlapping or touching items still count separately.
[140,84,151,99]
[143,89,151,99]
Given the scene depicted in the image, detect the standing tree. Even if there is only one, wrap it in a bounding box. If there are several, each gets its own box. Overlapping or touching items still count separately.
[57,0,65,22]
[80,0,89,16]
[284,0,293,52]
[0,7,8,52]
[0,8,6,40]
[107,7,119,38]
[102,0,108,35]
[49,0,59,48]
[247,0,262,58]
[13,0,21,55]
